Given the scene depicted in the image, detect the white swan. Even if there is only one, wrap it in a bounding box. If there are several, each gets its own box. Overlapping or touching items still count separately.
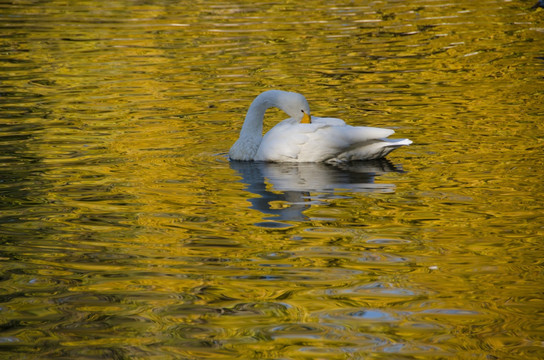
[229,90,412,162]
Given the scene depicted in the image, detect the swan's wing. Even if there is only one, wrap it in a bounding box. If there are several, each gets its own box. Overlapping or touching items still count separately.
[298,124,408,162]
[255,118,351,161]
[256,118,409,162]
[295,125,392,160]
[338,124,395,142]
[312,118,394,140]
[312,117,346,126]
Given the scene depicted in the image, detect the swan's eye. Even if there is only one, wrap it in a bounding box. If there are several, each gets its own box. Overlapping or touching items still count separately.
[301,110,304,113]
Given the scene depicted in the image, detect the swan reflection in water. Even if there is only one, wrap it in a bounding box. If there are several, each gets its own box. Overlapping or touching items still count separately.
[230,160,405,226]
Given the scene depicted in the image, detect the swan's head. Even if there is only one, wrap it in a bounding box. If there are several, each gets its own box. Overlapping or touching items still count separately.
[262,90,312,124]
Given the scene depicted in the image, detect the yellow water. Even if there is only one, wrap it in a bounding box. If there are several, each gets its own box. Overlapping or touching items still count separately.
[1,0,543,359]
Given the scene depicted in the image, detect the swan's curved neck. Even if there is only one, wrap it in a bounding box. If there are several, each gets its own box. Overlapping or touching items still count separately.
[229,91,304,161]
[240,98,268,138]
[240,91,284,139]
[229,92,277,160]
[240,90,301,138]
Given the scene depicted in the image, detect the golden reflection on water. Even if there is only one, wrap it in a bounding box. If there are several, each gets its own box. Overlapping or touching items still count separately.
[1,0,543,359]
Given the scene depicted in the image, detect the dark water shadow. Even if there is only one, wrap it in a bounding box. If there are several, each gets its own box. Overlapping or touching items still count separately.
[230,160,405,226]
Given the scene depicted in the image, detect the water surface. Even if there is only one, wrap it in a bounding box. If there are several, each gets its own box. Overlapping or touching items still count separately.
[0,0,543,359]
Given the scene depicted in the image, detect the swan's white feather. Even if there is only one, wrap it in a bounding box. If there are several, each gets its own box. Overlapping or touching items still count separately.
[229,90,411,162]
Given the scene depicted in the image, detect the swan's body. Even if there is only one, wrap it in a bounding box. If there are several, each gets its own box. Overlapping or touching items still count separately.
[229,90,411,162]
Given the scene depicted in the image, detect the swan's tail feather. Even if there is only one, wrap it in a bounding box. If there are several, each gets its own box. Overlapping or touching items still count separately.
[334,138,412,162]
[382,138,413,146]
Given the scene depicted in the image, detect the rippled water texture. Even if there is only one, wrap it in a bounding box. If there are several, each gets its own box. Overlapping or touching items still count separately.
[1,0,543,359]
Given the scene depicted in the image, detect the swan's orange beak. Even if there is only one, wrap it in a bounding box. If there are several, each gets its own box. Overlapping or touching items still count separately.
[301,112,311,124]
